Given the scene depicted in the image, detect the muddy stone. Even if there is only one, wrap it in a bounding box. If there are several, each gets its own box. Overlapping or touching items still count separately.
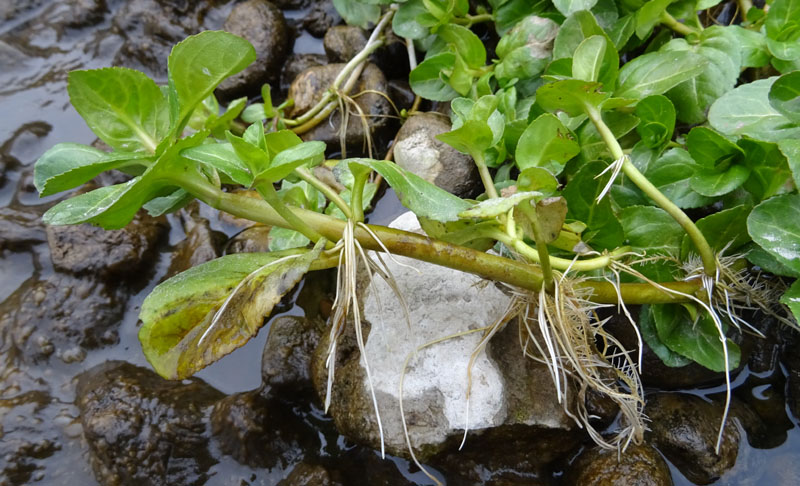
[47,208,165,279]
[323,25,367,63]
[111,0,218,78]
[165,215,225,278]
[0,206,45,251]
[76,361,224,486]
[210,390,317,468]
[1,273,124,363]
[226,225,273,254]
[278,462,342,486]
[261,315,323,393]
[287,63,391,150]
[645,393,739,485]
[302,0,340,38]
[217,0,290,98]
[281,53,327,92]
[393,113,480,197]
[567,443,673,486]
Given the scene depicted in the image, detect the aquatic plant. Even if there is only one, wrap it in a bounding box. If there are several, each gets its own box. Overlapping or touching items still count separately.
[35,0,800,474]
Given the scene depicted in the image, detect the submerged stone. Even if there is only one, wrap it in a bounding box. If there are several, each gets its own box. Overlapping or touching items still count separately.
[75,361,224,486]
[566,443,673,486]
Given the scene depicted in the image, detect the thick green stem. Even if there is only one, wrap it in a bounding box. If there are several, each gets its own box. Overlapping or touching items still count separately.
[519,203,554,291]
[176,173,701,304]
[585,105,717,277]
[295,167,352,219]
[452,13,494,27]
[659,11,700,36]
[473,152,498,199]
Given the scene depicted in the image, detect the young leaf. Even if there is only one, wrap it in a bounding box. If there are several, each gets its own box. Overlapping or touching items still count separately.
[34,143,151,197]
[516,114,580,175]
[553,10,608,59]
[615,51,707,100]
[138,245,322,379]
[257,141,326,183]
[635,0,674,40]
[553,0,598,16]
[768,71,800,124]
[333,0,381,28]
[393,0,428,39]
[358,159,471,222]
[436,24,486,68]
[436,120,494,158]
[572,35,619,89]
[409,52,459,101]
[686,127,743,168]
[181,143,253,187]
[635,95,675,148]
[764,0,800,61]
[747,193,800,274]
[226,130,270,176]
[651,304,740,372]
[708,77,800,143]
[168,31,256,131]
[689,165,751,197]
[68,68,169,153]
[143,189,192,217]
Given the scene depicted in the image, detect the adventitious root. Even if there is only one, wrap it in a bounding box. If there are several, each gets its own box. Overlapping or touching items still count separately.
[513,274,646,451]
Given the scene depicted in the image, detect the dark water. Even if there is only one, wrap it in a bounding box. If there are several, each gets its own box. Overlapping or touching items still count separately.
[1,1,799,485]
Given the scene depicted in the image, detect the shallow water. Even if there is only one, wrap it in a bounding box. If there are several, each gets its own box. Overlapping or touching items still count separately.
[1,1,799,485]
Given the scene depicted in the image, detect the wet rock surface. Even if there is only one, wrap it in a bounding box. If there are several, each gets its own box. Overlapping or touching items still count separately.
[0,206,46,250]
[261,315,323,392]
[0,390,62,485]
[645,393,739,484]
[566,443,673,486]
[323,25,367,63]
[311,212,575,461]
[75,361,224,486]
[393,113,480,197]
[226,224,273,254]
[1,273,124,363]
[302,0,341,38]
[46,207,166,279]
[287,62,391,150]
[165,213,225,278]
[210,390,317,469]
[281,53,328,91]
[217,0,291,98]
[278,462,343,486]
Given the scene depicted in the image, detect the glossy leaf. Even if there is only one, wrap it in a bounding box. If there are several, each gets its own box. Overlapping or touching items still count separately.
[640,305,692,367]
[437,24,486,68]
[68,68,169,152]
[620,206,683,255]
[747,194,800,274]
[393,0,428,39]
[780,280,800,324]
[572,35,619,88]
[645,148,712,209]
[536,79,609,117]
[615,51,707,100]
[409,52,459,101]
[516,114,580,175]
[181,143,253,187]
[562,160,624,250]
[139,245,322,379]
[553,0,598,16]
[690,165,751,197]
[769,71,800,124]
[168,31,256,131]
[765,0,800,61]
[680,205,751,258]
[359,159,471,222]
[553,10,608,60]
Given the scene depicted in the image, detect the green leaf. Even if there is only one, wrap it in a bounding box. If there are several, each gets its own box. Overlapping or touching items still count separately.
[635,0,674,39]
[640,305,692,367]
[68,68,169,153]
[663,27,743,124]
[515,114,580,175]
[409,52,459,101]
[494,0,551,35]
[651,303,740,372]
[615,50,707,100]
[765,0,800,60]
[645,148,713,209]
[562,160,624,250]
[333,0,381,28]
[536,79,610,117]
[779,139,800,190]
[578,111,639,161]
[437,24,486,68]
[689,165,751,197]
[226,130,269,176]
[739,137,792,200]
[34,143,151,197]
[727,25,771,69]
[143,189,192,217]
[436,120,494,158]
[680,205,751,259]
[635,95,675,148]
[553,10,608,60]
[139,245,322,379]
[43,182,133,226]
[243,120,267,153]
[553,0,599,16]
[708,77,800,143]
[458,191,542,219]
[608,13,636,50]
[393,0,428,39]
[572,35,619,89]
[620,206,683,255]
[264,130,303,159]
[780,280,800,323]
[358,159,471,222]
[769,71,800,124]
[745,242,800,277]
[268,226,311,251]
[168,31,256,132]
[686,126,743,169]
[748,194,800,274]
[181,143,253,187]
[257,141,326,184]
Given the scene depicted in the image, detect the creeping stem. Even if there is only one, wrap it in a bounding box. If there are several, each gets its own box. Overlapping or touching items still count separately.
[175,172,702,304]
[585,105,717,277]
[473,151,499,199]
